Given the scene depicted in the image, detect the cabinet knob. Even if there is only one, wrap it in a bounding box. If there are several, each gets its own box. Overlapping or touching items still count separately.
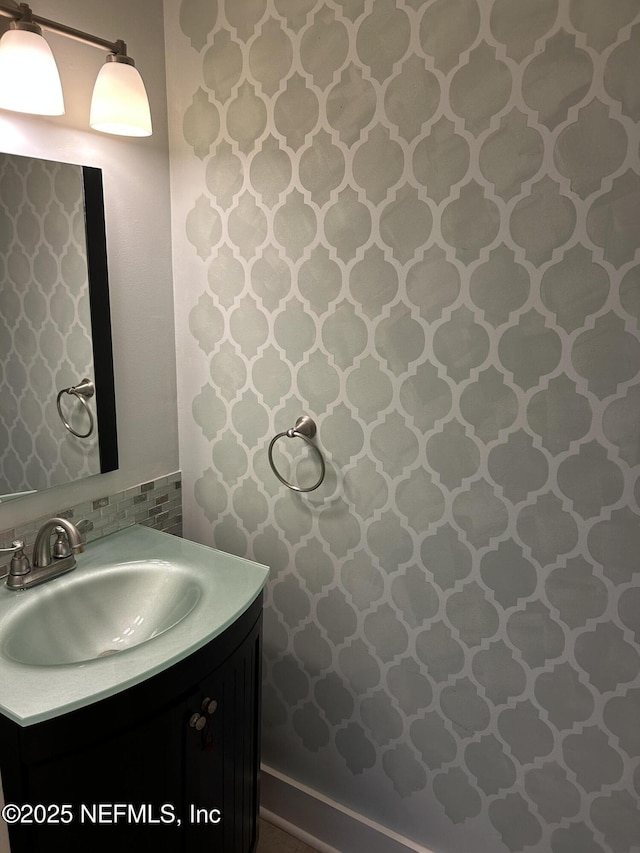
[189,713,206,731]
[202,697,218,715]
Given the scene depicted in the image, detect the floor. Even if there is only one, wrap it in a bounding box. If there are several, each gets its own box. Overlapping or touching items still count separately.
[257,819,320,852]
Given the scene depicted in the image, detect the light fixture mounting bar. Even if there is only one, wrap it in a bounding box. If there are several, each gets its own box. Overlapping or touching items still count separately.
[0,2,126,56]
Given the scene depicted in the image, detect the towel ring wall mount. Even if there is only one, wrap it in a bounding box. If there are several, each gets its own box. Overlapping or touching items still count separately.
[268,415,325,493]
[56,378,95,439]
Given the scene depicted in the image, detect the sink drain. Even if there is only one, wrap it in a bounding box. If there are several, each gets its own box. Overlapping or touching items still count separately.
[98,649,120,657]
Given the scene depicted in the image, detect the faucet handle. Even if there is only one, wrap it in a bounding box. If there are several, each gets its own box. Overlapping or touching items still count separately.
[53,526,72,559]
[0,539,25,554]
[4,540,31,578]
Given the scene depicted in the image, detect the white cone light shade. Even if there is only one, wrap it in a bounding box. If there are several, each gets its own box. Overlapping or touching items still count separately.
[90,58,152,137]
[0,28,64,115]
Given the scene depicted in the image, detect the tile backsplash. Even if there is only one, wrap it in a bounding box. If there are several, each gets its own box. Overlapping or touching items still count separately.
[0,472,182,576]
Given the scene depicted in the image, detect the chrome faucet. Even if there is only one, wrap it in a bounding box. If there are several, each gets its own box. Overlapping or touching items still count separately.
[4,518,85,591]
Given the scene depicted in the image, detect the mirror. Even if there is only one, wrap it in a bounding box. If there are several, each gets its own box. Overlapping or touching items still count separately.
[0,152,117,501]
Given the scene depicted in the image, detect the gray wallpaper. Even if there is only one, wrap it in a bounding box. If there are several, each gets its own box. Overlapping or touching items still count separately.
[167,1,640,851]
[0,153,99,495]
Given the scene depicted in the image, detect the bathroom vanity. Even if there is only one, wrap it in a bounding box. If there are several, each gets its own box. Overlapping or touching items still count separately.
[0,525,269,852]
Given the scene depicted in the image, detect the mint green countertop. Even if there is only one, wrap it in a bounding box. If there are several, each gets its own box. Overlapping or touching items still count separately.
[0,525,269,726]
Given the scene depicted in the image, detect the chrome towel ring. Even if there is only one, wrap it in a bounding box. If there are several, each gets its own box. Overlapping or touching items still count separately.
[268,415,325,493]
[56,378,95,439]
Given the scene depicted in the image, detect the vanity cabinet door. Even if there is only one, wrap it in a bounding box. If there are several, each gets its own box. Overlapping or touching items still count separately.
[2,696,186,853]
[184,612,262,853]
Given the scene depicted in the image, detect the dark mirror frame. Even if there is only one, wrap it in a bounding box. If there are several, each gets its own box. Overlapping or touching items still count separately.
[81,165,118,475]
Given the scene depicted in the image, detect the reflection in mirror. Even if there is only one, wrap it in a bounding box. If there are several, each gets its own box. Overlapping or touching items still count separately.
[0,152,117,501]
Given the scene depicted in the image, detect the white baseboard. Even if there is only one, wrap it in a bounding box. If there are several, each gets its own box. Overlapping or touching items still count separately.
[260,764,434,853]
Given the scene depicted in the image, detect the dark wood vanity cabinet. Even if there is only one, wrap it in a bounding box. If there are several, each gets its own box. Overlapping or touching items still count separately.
[0,595,263,853]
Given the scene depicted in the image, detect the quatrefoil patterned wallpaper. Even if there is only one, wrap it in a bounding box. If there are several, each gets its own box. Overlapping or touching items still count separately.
[165,1,640,850]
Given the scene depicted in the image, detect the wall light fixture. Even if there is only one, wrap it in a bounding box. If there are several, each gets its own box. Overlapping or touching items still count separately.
[0,1,152,136]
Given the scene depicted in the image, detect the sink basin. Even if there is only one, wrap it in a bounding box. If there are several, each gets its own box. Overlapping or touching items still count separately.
[2,562,203,666]
[0,524,269,726]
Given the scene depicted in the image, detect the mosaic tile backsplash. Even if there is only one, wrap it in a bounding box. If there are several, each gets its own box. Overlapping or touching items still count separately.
[0,473,182,577]
[166,1,640,851]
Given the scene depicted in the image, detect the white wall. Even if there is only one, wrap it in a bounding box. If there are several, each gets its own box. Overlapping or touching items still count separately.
[0,0,178,532]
